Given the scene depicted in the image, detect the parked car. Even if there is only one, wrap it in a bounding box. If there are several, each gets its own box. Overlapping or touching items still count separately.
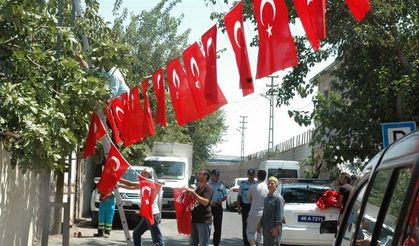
[277,180,340,245]
[226,177,248,211]
[320,130,419,246]
[90,166,162,227]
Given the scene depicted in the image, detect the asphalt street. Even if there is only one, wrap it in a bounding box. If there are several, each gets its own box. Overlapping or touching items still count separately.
[33,206,243,246]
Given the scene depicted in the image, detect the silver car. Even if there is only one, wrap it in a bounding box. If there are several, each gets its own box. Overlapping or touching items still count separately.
[90,166,162,227]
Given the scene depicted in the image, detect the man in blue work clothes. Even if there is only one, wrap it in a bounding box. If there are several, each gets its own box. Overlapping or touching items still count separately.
[237,168,257,246]
[209,169,227,246]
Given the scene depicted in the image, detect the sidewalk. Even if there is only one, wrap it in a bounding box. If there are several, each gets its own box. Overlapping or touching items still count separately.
[32,218,190,246]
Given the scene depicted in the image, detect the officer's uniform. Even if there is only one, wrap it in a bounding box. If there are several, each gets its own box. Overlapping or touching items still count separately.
[209,178,227,246]
[238,179,256,246]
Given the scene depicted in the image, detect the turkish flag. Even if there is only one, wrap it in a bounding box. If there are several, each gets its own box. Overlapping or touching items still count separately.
[345,0,370,22]
[152,69,168,127]
[293,0,326,51]
[122,86,145,147]
[97,143,130,197]
[141,80,155,138]
[173,188,195,234]
[105,105,122,145]
[139,176,162,225]
[166,57,201,126]
[83,112,107,159]
[201,25,228,110]
[224,2,254,96]
[182,42,207,117]
[253,0,298,79]
[110,95,127,135]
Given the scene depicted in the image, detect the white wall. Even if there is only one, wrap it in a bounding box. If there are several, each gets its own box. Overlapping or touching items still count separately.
[0,140,46,246]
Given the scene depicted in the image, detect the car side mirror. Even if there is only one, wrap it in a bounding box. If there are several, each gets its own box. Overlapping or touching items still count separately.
[320,220,337,234]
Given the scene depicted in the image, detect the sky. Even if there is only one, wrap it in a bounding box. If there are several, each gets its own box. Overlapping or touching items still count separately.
[97,0,333,157]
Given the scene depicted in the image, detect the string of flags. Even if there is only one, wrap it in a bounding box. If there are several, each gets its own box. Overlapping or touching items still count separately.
[83,0,371,158]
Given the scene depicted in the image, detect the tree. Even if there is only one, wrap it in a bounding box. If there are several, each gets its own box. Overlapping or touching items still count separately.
[109,0,227,170]
[206,0,418,168]
[0,0,130,172]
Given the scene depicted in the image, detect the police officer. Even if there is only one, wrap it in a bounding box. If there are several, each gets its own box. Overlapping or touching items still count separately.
[237,168,256,246]
[209,169,227,246]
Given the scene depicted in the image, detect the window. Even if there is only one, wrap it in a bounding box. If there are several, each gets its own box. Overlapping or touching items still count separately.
[340,183,368,246]
[281,185,330,203]
[268,168,298,179]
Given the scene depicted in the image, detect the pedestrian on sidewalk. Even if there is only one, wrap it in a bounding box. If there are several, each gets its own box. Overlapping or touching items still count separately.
[256,176,284,246]
[209,169,227,246]
[119,167,165,246]
[187,169,213,246]
[237,168,257,246]
[94,191,115,238]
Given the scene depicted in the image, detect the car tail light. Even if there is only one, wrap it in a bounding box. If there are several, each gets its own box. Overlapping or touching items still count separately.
[232,188,239,192]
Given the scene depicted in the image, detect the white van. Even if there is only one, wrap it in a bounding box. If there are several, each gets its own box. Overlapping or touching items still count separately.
[259,160,301,179]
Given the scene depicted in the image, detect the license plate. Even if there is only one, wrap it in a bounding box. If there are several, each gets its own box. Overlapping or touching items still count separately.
[123,201,132,206]
[298,215,325,223]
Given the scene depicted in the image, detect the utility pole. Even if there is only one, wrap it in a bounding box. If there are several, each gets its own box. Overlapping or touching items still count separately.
[239,116,247,177]
[265,75,279,159]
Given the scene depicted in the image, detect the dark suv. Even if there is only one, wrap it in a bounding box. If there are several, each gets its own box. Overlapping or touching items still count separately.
[320,130,418,246]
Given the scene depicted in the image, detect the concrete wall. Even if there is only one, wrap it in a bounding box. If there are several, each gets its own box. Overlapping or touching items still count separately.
[0,140,47,246]
[213,142,313,186]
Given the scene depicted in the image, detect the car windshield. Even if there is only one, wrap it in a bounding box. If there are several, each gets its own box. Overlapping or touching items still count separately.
[144,160,185,179]
[281,185,331,203]
[122,169,140,182]
[268,168,298,178]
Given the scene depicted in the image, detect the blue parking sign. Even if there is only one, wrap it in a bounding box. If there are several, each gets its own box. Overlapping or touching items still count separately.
[381,121,416,148]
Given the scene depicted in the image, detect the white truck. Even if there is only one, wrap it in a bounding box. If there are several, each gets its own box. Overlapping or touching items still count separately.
[143,142,193,213]
[259,160,301,179]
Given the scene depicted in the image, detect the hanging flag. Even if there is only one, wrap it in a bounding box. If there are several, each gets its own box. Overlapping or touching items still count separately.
[83,112,107,159]
[105,105,122,145]
[201,25,228,110]
[293,0,326,51]
[224,1,254,96]
[139,175,162,225]
[182,42,206,117]
[253,0,298,79]
[345,0,370,22]
[97,143,130,197]
[110,95,127,134]
[141,80,155,138]
[166,57,201,126]
[152,69,168,127]
[122,85,145,147]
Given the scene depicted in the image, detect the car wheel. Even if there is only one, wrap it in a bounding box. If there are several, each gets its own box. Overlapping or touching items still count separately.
[91,211,98,228]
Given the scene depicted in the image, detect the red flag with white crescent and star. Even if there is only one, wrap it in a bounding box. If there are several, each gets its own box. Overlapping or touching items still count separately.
[97,143,130,197]
[166,57,201,126]
[110,95,127,135]
[201,25,228,110]
[253,0,298,79]
[152,69,168,127]
[122,85,145,147]
[83,112,107,159]
[224,1,254,96]
[293,0,326,51]
[105,105,123,145]
[139,175,162,225]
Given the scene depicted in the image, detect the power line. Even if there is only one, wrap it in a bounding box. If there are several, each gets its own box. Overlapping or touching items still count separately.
[264,75,279,159]
[238,115,248,176]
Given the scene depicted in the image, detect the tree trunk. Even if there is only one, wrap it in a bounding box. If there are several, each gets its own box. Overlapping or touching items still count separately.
[52,172,64,234]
